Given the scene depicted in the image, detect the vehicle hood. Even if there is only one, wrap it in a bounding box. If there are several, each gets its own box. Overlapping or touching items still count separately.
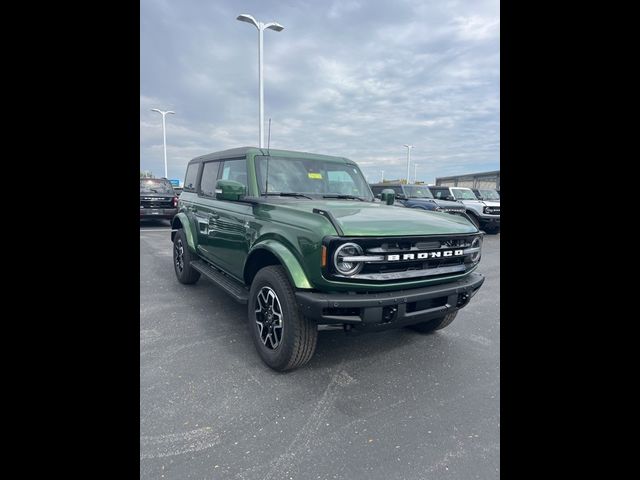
[277,200,477,236]
[430,199,465,209]
[459,199,499,207]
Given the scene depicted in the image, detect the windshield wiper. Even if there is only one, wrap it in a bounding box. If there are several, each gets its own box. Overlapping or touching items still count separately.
[264,192,313,199]
[322,194,365,201]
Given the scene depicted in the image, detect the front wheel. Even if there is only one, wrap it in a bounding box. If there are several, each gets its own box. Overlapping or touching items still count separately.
[406,311,458,333]
[248,265,318,371]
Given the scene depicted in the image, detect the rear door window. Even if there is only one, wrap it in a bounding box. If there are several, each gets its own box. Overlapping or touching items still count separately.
[183,164,200,192]
[430,188,449,199]
[200,161,221,197]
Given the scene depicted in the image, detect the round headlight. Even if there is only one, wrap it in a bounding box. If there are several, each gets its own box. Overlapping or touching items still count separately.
[470,237,482,263]
[333,243,364,276]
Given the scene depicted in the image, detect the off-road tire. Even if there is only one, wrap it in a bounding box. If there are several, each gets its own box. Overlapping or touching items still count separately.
[406,311,458,333]
[248,265,318,371]
[173,229,201,284]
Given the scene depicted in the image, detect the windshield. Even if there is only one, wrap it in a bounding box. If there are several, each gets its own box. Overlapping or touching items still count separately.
[255,156,373,201]
[404,185,434,199]
[451,188,478,200]
[478,189,500,200]
[140,179,175,194]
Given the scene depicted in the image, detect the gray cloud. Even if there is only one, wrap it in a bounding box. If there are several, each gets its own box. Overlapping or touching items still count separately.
[141,0,499,183]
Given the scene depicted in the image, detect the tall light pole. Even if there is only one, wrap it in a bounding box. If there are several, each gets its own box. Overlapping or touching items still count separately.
[237,14,284,148]
[151,109,175,178]
[403,144,414,184]
[380,170,384,183]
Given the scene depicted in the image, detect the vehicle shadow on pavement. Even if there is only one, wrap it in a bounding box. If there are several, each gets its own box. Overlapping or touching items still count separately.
[190,280,459,374]
[308,327,457,371]
[140,219,172,228]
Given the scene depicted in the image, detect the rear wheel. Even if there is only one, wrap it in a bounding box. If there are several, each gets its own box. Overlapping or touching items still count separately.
[406,311,458,333]
[248,265,318,371]
[173,229,201,284]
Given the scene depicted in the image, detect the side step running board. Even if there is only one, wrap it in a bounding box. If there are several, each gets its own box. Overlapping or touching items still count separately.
[190,260,249,304]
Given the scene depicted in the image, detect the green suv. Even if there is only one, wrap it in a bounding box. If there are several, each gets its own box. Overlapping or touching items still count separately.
[171,147,485,371]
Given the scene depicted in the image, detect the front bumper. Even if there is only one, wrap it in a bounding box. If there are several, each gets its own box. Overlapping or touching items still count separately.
[479,215,500,226]
[295,272,484,329]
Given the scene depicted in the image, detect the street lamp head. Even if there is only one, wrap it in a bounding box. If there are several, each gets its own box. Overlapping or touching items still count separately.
[264,22,284,32]
[151,108,162,113]
[166,111,175,115]
[237,14,259,29]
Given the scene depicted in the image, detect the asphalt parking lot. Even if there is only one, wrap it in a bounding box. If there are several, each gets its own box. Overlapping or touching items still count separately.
[140,219,500,479]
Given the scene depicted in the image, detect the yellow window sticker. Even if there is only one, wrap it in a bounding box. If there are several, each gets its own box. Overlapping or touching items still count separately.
[308,172,323,179]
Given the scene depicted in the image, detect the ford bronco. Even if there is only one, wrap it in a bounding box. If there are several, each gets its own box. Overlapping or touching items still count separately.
[171,147,485,371]
[429,185,500,233]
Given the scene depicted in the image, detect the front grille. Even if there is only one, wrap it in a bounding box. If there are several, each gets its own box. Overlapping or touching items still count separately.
[324,234,479,283]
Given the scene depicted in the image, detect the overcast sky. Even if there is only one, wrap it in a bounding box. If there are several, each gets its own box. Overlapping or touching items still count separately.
[140,0,499,184]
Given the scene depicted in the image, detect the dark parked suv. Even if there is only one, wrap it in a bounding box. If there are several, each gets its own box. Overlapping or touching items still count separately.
[140,178,178,221]
[170,147,485,371]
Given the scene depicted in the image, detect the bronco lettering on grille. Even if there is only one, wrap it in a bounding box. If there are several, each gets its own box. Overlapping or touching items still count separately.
[386,250,464,261]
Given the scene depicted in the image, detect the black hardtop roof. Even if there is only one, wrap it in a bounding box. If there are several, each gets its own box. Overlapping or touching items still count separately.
[188,147,354,165]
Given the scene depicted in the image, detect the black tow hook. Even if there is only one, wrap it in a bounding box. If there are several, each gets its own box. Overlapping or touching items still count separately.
[381,305,398,323]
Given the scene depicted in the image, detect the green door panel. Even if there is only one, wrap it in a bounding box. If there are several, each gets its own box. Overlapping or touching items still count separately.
[206,200,253,277]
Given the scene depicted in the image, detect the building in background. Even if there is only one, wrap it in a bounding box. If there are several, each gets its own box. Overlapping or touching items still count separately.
[434,170,500,191]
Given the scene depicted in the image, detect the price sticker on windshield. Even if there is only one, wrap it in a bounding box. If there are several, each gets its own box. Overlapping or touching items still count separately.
[308,172,323,179]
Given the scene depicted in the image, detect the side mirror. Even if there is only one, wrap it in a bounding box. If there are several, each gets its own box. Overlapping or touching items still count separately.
[215,179,246,201]
[380,188,396,205]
